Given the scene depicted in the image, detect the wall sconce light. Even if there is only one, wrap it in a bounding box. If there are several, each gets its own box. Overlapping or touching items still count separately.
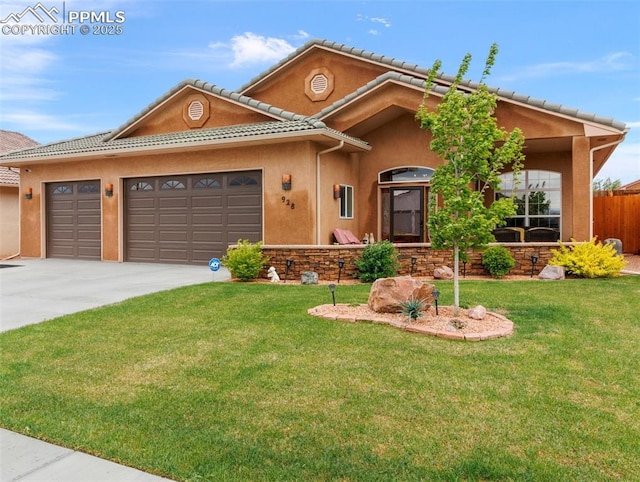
[282,174,291,191]
[410,256,418,276]
[432,288,440,316]
[530,253,539,277]
[105,183,114,197]
[333,184,341,199]
[25,187,33,200]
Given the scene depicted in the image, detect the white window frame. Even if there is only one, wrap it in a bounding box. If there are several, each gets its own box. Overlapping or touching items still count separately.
[339,184,354,219]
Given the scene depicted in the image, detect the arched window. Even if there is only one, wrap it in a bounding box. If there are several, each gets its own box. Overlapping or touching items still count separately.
[193,178,221,189]
[495,170,561,230]
[160,179,186,190]
[378,166,434,184]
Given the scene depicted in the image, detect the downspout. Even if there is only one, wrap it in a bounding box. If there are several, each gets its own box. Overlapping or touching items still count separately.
[316,141,344,244]
[589,138,624,239]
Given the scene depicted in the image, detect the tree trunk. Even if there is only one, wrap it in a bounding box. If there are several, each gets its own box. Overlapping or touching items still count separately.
[453,242,460,316]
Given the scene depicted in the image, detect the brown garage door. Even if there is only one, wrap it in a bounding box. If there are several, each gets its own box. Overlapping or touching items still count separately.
[125,171,262,264]
[46,180,101,260]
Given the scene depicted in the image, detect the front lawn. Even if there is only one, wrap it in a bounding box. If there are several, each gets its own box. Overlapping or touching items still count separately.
[1,277,639,481]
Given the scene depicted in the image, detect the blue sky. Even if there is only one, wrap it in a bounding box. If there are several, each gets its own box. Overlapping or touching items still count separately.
[1,0,638,183]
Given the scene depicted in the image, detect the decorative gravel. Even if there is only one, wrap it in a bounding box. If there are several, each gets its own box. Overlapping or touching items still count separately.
[308,304,514,341]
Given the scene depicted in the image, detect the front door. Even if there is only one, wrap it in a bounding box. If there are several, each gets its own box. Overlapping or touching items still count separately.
[386,187,425,243]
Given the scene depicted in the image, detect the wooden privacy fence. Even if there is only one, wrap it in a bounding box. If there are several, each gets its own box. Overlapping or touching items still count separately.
[593,191,640,253]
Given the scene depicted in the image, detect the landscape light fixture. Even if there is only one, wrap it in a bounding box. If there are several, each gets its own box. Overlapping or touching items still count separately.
[410,256,418,276]
[328,283,336,306]
[24,187,32,200]
[337,258,345,283]
[462,259,467,278]
[284,258,294,283]
[530,253,539,278]
[432,288,440,316]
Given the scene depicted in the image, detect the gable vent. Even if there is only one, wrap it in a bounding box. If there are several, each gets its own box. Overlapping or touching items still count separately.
[311,74,328,94]
[188,100,204,121]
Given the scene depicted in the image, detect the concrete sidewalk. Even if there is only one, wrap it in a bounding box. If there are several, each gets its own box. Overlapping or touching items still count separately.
[1,258,230,481]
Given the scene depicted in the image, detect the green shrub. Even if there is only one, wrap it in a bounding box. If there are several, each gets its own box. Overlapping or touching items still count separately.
[549,238,627,278]
[222,239,268,281]
[482,245,515,278]
[354,240,399,282]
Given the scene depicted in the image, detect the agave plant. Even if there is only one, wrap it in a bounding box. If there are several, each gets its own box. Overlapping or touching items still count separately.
[399,297,426,323]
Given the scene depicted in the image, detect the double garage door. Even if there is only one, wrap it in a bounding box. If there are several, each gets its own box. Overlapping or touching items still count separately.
[46,171,262,264]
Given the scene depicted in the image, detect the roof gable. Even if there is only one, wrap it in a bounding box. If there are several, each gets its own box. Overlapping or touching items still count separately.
[105,79,328,141]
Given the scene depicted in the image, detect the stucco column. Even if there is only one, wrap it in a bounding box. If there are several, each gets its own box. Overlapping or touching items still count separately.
[571,136,591,241]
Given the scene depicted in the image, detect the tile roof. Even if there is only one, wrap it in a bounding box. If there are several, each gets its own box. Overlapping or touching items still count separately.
[0,167,20,186]
[0,130,38,154]
[104,78,327,141]
[0,130,38,185]
[243,39,628,132]
[0,120,369,163]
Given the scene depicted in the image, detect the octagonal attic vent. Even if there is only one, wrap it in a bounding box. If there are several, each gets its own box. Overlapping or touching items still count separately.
[310,74,328,95]
[182,94,210,128]
[188,100,204,121]
[305,67,334,102]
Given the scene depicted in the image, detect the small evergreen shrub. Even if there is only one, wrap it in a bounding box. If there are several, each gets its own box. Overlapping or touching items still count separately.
[482,245,515,278]
[222,239,268,281]
[354,240,399,282]
[549,238,627,278]
[399,297,426,323]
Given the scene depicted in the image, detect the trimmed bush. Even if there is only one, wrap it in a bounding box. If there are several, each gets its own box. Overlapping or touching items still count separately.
[222,239,268,281]
[482,245,515,278]
[549,238,627,278]
[354,240,399,282]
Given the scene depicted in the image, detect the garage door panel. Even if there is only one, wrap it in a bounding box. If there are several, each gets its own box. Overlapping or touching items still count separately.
[228,194,261,207]
[129,198,156,209]
[192,195,222,208]
[159,213,188,225]
[228,212,261,224]
[47,180,101,260]
[126,172,261,264]
[159,197,188,208]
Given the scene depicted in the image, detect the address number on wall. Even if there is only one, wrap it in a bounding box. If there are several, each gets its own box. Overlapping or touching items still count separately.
[281,196,295,209]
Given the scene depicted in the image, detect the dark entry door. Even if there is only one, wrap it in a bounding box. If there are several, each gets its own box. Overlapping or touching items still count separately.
[390,187,424,243]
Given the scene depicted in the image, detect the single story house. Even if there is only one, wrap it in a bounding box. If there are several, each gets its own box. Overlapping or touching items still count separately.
[0,130,39,258]
[0,39,628,264]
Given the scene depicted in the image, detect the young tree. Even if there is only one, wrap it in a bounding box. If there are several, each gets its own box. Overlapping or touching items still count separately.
[416,44,525,314]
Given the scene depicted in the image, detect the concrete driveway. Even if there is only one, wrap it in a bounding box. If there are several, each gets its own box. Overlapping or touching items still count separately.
[0,258,229,332]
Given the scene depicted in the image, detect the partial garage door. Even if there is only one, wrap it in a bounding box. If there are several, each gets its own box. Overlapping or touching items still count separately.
[125,171,262,264]
[46,180,101,260]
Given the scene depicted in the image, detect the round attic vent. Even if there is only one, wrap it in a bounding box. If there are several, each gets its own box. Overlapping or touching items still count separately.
[188,100,204,121]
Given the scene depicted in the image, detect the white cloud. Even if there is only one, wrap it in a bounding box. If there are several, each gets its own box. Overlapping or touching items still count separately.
[502,52,635,81]
[2,110,88,132]
[357,14,391,31]
[209,33,296,68]
[625,121,640,128]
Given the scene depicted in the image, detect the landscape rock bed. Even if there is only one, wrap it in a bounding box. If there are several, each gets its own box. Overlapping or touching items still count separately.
[308,304,514,341]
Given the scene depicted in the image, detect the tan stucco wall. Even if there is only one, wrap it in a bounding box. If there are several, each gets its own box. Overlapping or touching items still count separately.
[0,186,19,257]
[243,49,390,116]
[18,141,359,260]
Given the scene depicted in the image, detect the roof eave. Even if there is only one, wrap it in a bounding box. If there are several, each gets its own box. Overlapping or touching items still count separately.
[0,129,370,166]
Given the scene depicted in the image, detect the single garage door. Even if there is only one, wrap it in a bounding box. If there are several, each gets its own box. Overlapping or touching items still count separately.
[46,180,101,260]
[125,171,262,264]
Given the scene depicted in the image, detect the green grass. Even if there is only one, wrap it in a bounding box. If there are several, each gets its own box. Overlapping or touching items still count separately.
[1,277,639,481]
